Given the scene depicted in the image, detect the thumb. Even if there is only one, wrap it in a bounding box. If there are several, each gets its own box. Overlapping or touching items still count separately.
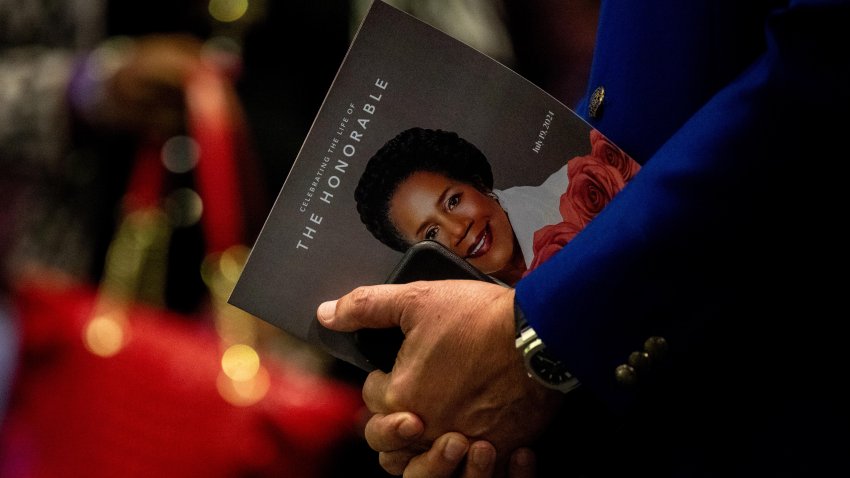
[317,284,413,332]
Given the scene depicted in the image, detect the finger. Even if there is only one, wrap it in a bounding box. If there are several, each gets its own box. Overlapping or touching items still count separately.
[508,448,536,478]
[317,283,413,332]
[362,369,391,413]
[379,449,420,476]
[364,411,424,452]
[461,440,497,478]
[403,432,469,478]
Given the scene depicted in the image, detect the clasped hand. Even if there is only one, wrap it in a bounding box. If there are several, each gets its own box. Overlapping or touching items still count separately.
[318,280,563,477]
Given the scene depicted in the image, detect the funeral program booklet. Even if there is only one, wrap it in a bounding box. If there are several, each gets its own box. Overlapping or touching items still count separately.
[229,0,640,370]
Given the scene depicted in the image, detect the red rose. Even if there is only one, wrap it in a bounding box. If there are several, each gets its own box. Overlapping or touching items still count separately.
[560,155,626,228]
[589,129,640,182]
[526,220,582,274]
[524,130,639,276]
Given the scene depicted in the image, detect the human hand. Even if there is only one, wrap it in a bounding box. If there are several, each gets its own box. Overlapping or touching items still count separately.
[317,280,563,473]
[366,411,537,477]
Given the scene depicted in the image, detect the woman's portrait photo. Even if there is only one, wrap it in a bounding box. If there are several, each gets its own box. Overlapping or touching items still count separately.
[354,127,640,286]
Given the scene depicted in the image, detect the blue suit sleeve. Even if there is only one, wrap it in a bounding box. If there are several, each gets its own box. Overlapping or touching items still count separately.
[515,0,850,410]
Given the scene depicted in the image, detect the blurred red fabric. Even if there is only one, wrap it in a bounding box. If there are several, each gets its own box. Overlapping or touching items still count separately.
[0,278,364,478]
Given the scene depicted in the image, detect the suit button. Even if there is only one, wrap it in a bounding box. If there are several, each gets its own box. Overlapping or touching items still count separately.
[628,350,652,371]
[588,86,605,118]
[615,364,638,385]
[643,336,668,360]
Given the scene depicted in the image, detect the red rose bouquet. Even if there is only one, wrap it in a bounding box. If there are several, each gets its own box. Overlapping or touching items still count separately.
[527,130,639,275]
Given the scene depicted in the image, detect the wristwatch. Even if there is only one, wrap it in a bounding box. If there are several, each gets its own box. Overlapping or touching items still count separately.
[514,302,580,393]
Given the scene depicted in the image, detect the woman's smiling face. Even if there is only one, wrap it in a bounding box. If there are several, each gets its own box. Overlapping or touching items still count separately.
[388,171,517,276]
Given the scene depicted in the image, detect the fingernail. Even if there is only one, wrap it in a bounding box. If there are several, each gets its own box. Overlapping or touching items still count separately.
[317,300,337,324]
[397,416,420,439]
[443,437,467,462]
[470,444,495,468]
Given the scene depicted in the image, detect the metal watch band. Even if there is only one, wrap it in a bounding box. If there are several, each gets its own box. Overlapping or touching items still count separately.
[514,301,580,393]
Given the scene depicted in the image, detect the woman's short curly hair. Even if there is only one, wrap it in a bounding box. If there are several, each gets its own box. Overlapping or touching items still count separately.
[354,127,494,252]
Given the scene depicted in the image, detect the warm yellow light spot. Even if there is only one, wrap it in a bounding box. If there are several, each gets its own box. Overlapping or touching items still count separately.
[221,343,260,381]
[208,0,249,23]
[217,366,270,406]
[219,246,248,283]
[83,313,127,357]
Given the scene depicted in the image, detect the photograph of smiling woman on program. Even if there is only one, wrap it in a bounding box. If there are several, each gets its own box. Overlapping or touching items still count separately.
[354,127,640,286]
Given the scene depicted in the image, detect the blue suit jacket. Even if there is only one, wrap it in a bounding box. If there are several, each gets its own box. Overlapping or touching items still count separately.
[515,0,850,475]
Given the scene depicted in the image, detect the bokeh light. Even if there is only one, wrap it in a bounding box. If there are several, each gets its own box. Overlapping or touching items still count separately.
[161,135,200,173]
[218,344,268,407]
[221,343,260,381]
[164,187,204,227]
[218,246,248,284]
[217,365,270,407]
[208,0,249,23]
[83,312,127,357]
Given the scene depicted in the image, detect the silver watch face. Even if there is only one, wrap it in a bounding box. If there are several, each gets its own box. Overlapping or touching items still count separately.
[517,325,578,392]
